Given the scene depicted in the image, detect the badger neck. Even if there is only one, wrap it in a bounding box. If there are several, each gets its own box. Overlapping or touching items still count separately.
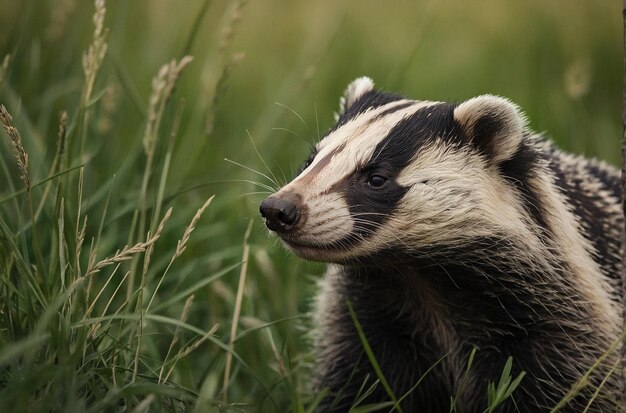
[337,243,615,344]
[317,253,620,412]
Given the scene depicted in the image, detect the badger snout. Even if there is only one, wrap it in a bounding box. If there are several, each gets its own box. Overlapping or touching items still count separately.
[260,193,301,232]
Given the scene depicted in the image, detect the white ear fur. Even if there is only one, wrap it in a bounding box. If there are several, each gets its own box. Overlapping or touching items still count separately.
[453,95,526,164]
[335,77,375,121]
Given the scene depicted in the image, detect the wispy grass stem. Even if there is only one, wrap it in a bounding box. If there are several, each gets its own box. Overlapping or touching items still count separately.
[222,219,253,403]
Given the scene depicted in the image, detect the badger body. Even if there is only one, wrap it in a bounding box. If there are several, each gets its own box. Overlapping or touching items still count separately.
[259,77,623,412]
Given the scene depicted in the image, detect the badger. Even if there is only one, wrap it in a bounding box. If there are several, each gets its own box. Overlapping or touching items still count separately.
[259,77,623,412]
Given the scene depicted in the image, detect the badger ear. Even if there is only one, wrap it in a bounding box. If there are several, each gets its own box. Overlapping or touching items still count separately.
[336,76,375,120]
[453,95,526,164]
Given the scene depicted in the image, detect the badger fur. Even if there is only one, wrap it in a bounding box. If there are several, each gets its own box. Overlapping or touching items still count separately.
[259,77,623,412]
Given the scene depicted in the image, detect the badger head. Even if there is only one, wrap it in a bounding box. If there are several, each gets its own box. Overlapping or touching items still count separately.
[260,77,532,263]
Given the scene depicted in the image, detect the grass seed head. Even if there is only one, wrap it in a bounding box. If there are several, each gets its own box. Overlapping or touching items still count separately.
[82,0,108,105]
[0,105,30,190]
[219,0,248,54]
[175,195,215,258]
[57,111,68,158]
[144,56,194,156]
[85,207,172,277]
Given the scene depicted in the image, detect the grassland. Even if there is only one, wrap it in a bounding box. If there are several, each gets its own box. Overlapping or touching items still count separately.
[0,0,621,412]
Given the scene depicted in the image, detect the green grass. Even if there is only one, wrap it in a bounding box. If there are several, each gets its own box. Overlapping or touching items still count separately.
[0,0,621,412]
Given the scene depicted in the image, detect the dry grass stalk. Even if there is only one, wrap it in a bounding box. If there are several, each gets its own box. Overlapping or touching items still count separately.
[84,207,172,277]
[82,0,108,106]
[144,195,215,313]
[131,394,155,413]
[84,262,121,320]
[163,322,220,383]
[143,56,194,157]
[222,220,253,402]
[132,57,192,290]
[142,233,155,277]
[75,215,88,275]
[175,195,215,258]
[0,54,10,89]
[34,111,68,220]
[158,294,195,383]
[86,268,129,339]
[0,105,30,190]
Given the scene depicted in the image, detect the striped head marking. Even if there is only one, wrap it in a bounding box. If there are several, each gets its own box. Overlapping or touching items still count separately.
[260,77,529,262]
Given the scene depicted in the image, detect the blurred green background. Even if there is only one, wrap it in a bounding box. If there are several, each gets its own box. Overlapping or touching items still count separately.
[0,0,621,411]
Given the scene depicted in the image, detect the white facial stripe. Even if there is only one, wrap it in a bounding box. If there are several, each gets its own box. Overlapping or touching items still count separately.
[396,144,530,242]
[289,100,440,193]
[397,145,528,233]
[396,143,462,187]
[317,99,435,154]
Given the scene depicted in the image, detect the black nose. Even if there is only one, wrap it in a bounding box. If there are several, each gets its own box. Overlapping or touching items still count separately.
[260,195,300,232]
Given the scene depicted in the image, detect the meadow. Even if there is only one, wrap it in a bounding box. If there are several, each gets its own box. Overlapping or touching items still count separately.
[0,0,621,411]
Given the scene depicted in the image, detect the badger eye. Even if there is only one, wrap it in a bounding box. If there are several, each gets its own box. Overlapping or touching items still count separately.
[366,175,388,188]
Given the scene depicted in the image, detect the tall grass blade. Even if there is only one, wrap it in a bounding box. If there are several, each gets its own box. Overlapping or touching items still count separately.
[346,300,403,413]
[222,219,253,402]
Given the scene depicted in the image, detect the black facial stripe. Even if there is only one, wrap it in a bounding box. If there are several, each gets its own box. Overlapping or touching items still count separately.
[320,103,459,251]
[346,179,410,233]
[348,103,457,231]
[303,92,404,181]
[332,90,405,132]
[373,102,415,120]
[499,141,548,233]
[369,102,459,173]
